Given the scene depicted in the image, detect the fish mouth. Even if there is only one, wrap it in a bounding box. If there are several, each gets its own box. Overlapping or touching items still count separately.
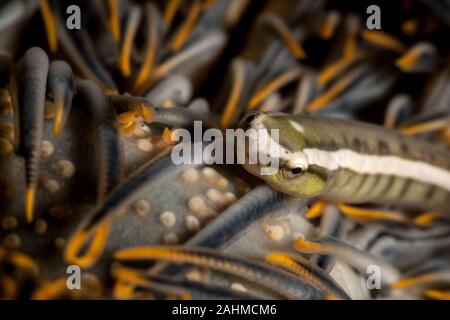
[242,143,281,177]
[238,111,266,131]
[238,112,283,177]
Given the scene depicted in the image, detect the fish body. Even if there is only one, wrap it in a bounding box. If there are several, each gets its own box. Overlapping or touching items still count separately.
[241,112,450,213]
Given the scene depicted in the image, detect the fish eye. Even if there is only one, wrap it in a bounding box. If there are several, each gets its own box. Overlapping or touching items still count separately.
[283,165,306,179]
[290,167,304,175]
